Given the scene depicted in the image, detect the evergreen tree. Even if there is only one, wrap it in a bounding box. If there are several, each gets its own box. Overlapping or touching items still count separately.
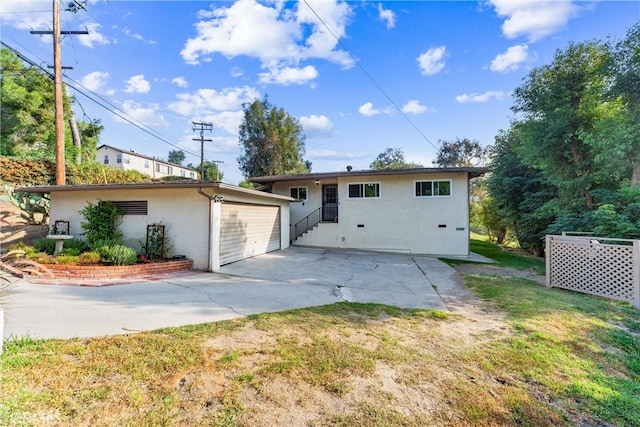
[237,96,310,178]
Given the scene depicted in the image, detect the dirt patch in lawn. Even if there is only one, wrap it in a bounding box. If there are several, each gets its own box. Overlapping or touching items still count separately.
[454,263,546,285]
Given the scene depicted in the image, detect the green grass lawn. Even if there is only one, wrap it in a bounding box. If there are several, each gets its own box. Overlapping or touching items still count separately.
[2,244,638,426]
[442,238,546,275]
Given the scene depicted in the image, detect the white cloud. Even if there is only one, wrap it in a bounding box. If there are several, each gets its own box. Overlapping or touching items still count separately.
[181,0,354,85]
[0,0,52,31]
[171,77,188,88]
[1,2,109,47]
[117,101,168,127]
[358,102,395,117]
[401,100,430,115]
[80,71,110,92]
[455,91,507,104]
[122,27,157,44]
[299,114,333,137]
[490,44,532,73]
[167,86,260,122]
[378,3,395,29]
[359,102,381,117]
[78,23,110,48]
[417,46,446,76]
[490,0,582,42]
[124,74,151,94]
[258,65,319,85]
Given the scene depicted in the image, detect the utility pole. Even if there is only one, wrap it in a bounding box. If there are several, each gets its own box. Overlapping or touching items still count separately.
[52,0,64,185]
[192,121,213,180]
[30,0,88,185]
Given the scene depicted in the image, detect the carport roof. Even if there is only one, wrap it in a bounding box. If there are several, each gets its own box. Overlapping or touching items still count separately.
[249,166,489,184]
[17,181,294,202]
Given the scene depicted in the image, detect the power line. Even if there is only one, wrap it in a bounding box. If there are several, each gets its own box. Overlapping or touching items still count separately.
[1,40,200,159]
[302,0,439,152]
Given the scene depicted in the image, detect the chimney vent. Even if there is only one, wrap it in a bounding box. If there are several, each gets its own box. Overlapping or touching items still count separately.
[346,165,353,172]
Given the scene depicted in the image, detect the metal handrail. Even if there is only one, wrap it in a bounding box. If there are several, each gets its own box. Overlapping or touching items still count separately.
[294,208,321,240]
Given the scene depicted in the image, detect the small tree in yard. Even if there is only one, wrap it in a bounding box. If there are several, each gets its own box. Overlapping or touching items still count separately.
[80,200,123,247]
[369,148,423,170]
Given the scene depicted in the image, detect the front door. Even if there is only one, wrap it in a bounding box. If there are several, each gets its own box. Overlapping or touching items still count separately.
[322,184,338,222]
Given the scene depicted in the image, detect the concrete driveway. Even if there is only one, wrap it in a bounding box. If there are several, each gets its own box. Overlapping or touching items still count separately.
[2,247,473,340]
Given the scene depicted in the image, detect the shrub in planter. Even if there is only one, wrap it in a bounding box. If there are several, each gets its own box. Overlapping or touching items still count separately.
[60,248,81,256]
[78,252,102,265]
[63,238,89,253]
[7,242,37,255]
[26,252,57,264]
[55,255,80,265]
[80,200,123,247]
[97,244,138,266]
[33,238,56,255]
[89,238,120,252]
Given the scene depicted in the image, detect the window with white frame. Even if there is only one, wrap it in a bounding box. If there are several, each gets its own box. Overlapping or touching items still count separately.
[156,164,172,174]
[123,155,130,164]
[180,169,186,177]
[189,171,195,179]
[348,182,381,198]
[415,180,452,197]
[144,160,150,169]
[103,155,109,164]
[289,187,308,200]
[116,154,122,164]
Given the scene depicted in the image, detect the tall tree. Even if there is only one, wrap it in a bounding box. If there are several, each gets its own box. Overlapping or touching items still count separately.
[369,148,422,170]
[433,138,486,167]
[76,119,103,164]
[237,96,310,177]
[168,149,186,165]
[0,48,99,163]
[602,23,640,185]
[511,41,610,210]
[1,48,66,159]
[487,128,556,255]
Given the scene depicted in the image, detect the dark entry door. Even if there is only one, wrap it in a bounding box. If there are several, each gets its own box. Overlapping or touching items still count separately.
[322,184,338,221]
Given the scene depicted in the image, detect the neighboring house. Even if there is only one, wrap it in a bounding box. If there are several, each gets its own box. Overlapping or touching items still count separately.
[250,167,488,256]
[20,182,292,271]
[96,144,198,180]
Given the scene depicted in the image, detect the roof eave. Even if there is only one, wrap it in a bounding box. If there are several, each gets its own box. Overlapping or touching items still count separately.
[248,167,489,184]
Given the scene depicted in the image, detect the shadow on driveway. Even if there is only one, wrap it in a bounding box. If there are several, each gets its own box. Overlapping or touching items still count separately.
[3,247,467,340]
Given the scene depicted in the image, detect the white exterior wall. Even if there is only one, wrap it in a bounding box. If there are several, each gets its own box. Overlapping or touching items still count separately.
[274,172,470,256]
[49,187,290,270]
[49,188,210,268]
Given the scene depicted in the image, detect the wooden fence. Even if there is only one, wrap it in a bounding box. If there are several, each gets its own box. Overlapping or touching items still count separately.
[545,234,640,309]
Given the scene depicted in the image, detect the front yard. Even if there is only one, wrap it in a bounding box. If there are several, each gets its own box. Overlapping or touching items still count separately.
[1,241,638,426]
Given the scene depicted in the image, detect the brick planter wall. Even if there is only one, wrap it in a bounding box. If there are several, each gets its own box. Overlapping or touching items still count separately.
[42,259,193,280]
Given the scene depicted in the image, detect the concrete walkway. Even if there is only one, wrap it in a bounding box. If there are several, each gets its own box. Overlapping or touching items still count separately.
[2,247,485,340]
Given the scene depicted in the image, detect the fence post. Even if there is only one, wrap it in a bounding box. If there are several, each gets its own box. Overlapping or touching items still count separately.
[633,240,640,310]
[545,235,552,288]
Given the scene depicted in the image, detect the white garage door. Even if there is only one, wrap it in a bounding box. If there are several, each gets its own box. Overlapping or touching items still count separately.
[219,203,281,265]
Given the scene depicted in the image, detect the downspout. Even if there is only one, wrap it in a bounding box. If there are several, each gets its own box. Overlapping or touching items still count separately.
[198,188,215,272]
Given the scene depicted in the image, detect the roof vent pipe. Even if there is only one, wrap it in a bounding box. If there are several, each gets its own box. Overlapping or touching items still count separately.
[346,165,352,172]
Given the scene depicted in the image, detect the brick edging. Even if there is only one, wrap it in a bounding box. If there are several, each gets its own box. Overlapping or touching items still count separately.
[40,259,193,280]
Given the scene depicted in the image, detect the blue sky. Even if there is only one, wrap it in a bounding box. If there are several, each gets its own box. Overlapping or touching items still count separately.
[2,1,639,184]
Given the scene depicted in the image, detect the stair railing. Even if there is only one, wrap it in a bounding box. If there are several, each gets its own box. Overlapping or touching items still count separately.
[294,208,321,240]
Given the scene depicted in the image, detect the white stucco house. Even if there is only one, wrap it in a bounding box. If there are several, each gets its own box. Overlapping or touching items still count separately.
[249,167,488,256]
[19,181,292,271]
[96,144,198,180]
